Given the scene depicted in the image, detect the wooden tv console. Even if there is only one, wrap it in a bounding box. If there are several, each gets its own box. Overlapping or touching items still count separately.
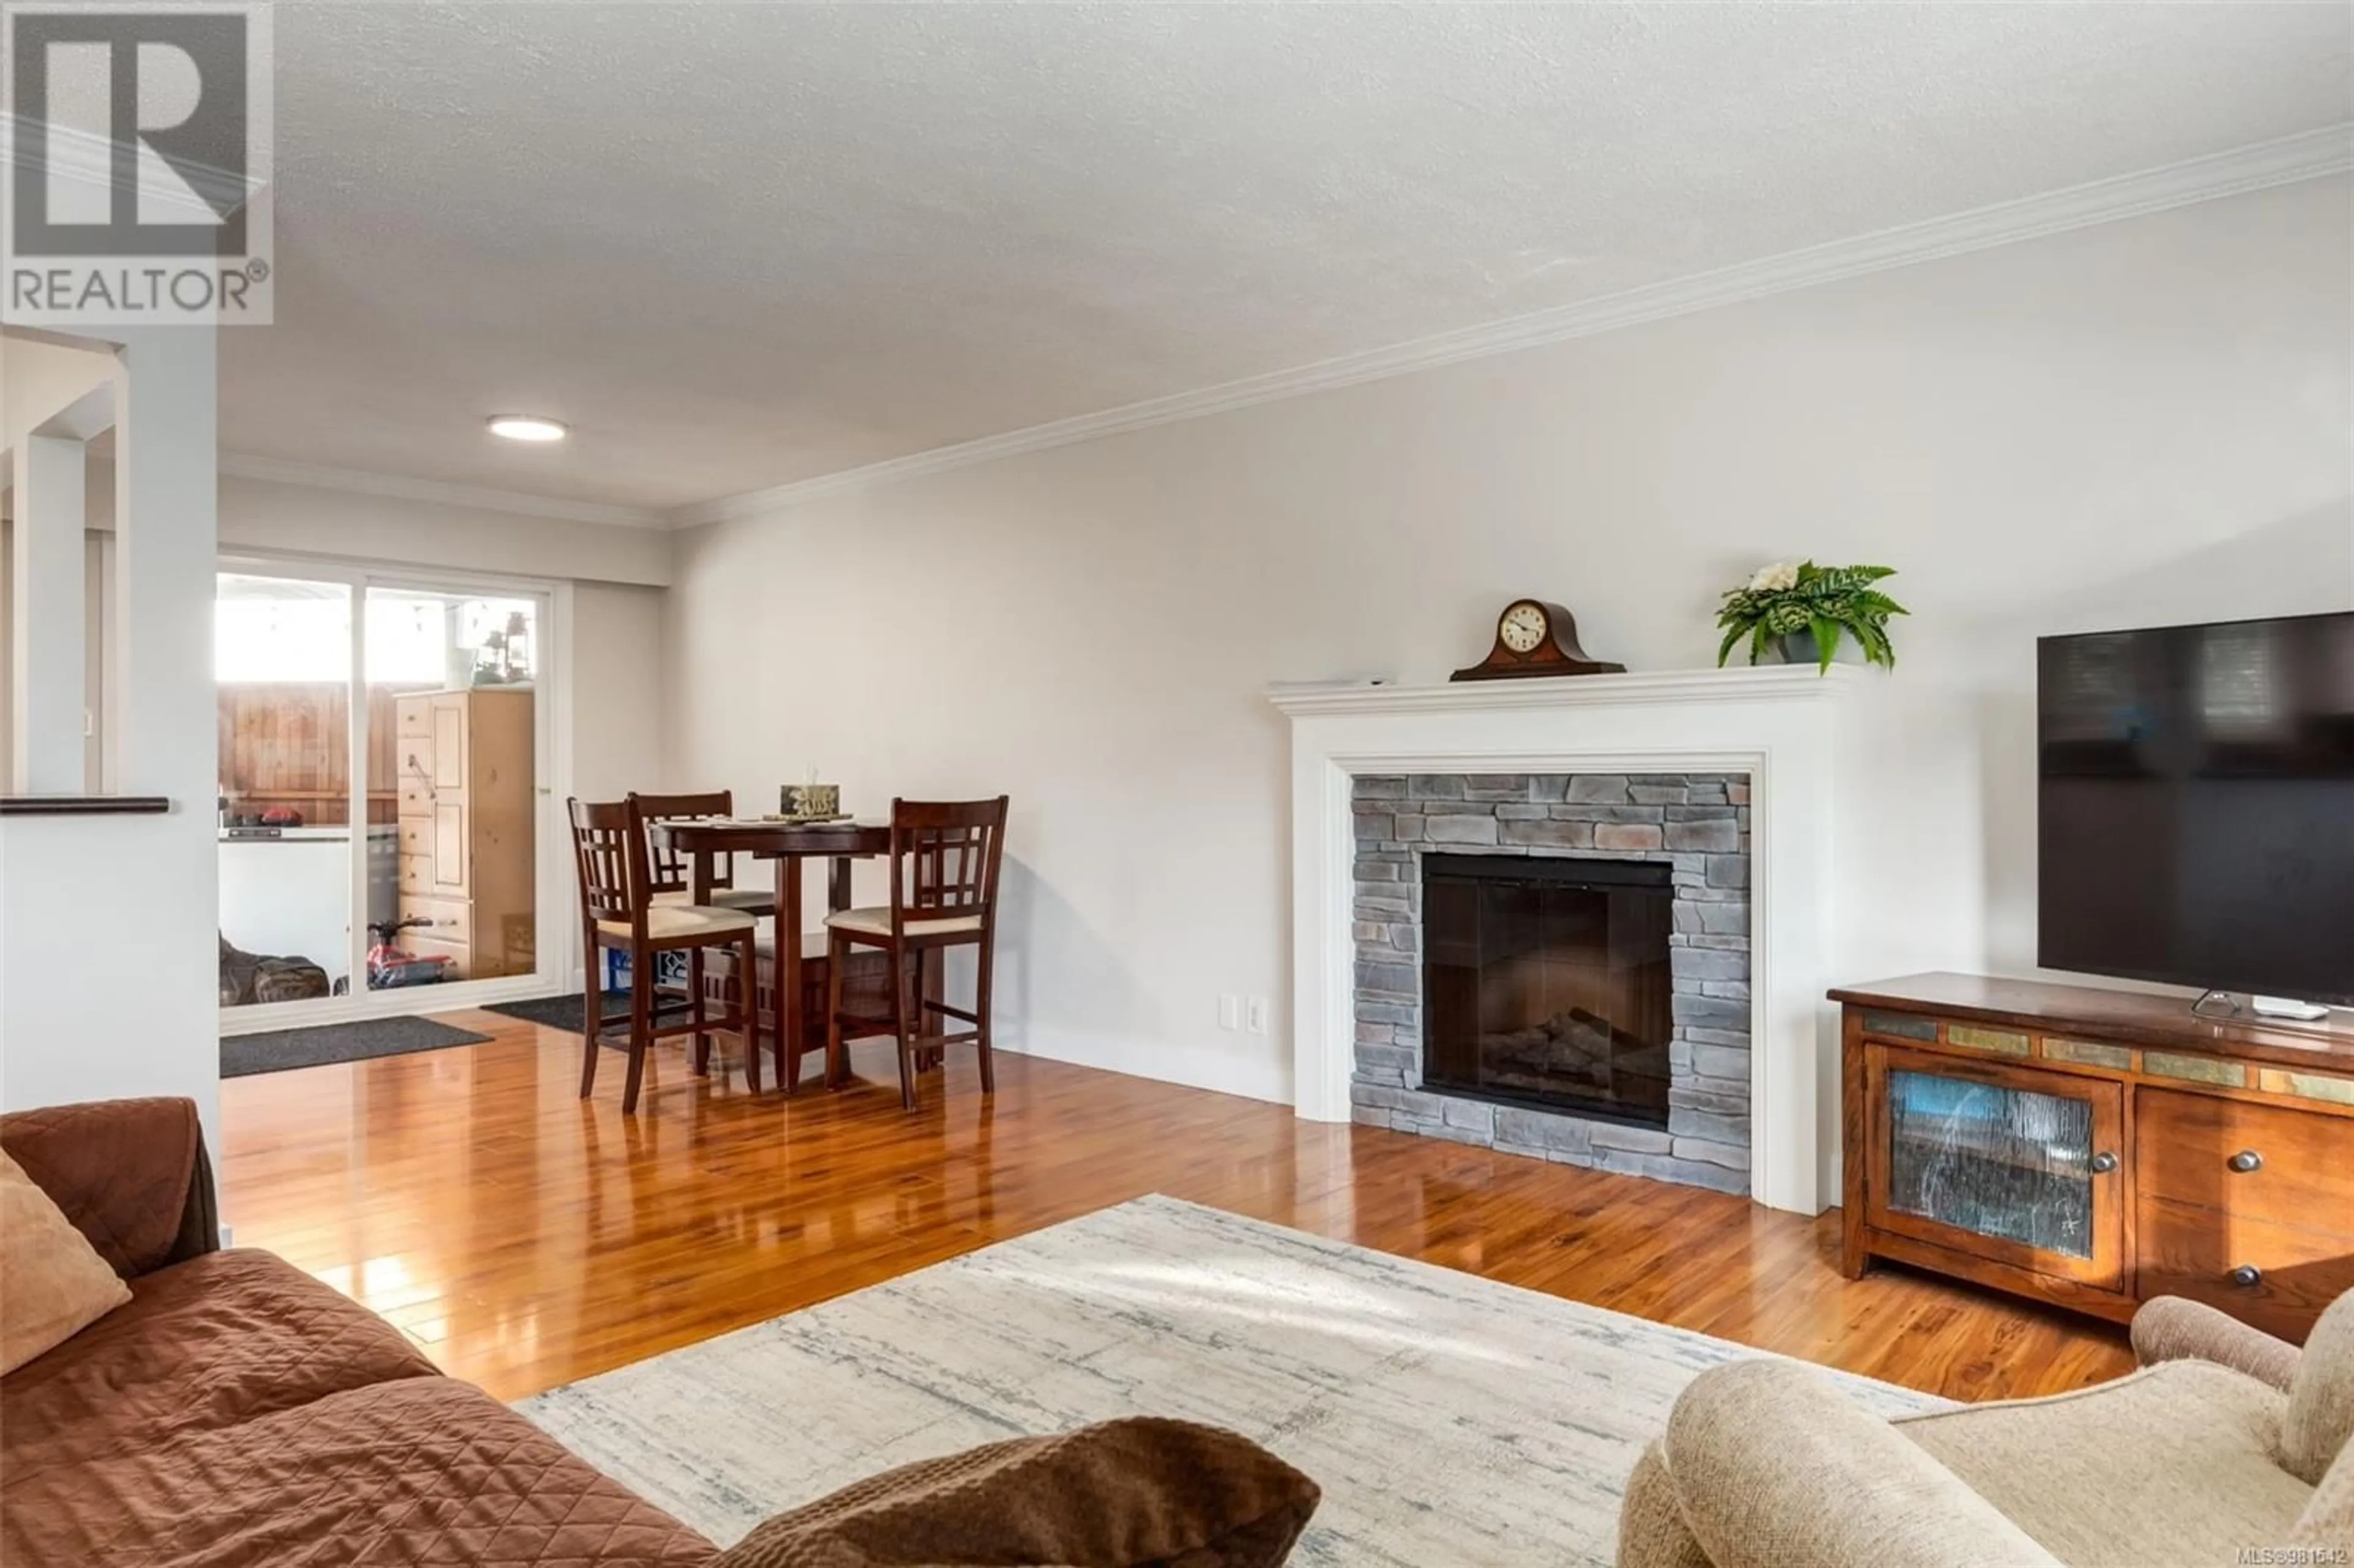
[1834,972,2354,1342]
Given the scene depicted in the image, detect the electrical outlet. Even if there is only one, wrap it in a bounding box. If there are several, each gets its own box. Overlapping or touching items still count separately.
[1245,996,1270,1035]
[1217,994,1241,1032]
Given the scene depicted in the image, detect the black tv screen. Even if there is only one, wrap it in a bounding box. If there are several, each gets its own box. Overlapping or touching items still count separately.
[2038,611,2354,1006]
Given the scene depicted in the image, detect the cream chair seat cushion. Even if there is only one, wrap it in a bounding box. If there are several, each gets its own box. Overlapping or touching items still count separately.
[596,904,757,941]
[1894,1358,2311,1567]
[650,887,772,914]
[824,905,984,939]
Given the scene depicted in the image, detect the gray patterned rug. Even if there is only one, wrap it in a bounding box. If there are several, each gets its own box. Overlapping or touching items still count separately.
[518,1195,1941,1566]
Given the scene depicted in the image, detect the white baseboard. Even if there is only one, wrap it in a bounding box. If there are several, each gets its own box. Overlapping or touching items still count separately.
[1006,1025,1293,1106]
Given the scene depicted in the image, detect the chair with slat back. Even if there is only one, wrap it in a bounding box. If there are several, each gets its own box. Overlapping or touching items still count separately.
[822,796,1009,1108]
[567,797,763,1113]
[630,791,772,914]
[630,790,774,1076]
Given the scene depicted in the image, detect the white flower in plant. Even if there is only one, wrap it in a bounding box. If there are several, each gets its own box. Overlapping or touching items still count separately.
[1748,561,1799,593]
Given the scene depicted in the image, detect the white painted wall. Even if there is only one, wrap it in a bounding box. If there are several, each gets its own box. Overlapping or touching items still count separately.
[569,580,667,800]
[2,327,223,1156]
[663,177,2354,1107]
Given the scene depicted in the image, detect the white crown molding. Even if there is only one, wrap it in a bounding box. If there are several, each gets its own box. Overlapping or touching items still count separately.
[671,124,2354,530]
[218,454,669,530]
[1265,664,1863,718]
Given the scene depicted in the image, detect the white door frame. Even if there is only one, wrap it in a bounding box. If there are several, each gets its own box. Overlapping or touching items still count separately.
[215,554,574,1035]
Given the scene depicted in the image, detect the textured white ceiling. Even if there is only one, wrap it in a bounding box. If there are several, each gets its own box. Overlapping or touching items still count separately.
[229,2,2352,513]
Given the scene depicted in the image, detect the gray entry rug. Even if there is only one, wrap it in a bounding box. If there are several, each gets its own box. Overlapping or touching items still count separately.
[482,992,624,1034]
[517,1195,1944,1566]
[484,992,720,1052]
[219,1014,490,1078]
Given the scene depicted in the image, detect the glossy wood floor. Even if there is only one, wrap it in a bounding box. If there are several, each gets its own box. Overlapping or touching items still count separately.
[219,1011,2134,1404]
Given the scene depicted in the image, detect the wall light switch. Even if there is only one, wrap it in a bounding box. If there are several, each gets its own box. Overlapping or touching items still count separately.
[1245,996,1270,1035]
[1217,994,1241,1032]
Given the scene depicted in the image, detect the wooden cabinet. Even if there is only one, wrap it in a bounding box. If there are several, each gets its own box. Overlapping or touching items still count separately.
[1862,1044,2127,1292]
[1837,973,2354,1342]
[394,689,535,981]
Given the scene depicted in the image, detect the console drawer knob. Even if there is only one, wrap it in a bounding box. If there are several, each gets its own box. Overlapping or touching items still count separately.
[2228,1149,2263,1173]
[2089,1151,2118,1174]
[2229,1264,2263,1289]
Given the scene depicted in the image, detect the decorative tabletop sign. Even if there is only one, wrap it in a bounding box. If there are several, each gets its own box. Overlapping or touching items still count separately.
[1715,560,1907,672]
[778,782,844,822]
[1451,599,1626,682]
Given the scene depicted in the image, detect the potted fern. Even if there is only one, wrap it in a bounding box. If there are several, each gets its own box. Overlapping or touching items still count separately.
[1716,560,1906,672]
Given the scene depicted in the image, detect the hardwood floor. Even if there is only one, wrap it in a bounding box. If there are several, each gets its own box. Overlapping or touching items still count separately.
[218,1011,2133,1405]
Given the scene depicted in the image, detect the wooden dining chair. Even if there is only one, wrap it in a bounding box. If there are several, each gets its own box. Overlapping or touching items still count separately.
[569,797,763,1114]
[823,797,1009,1109]
[631,791,774,915]
[632,790,773,1076]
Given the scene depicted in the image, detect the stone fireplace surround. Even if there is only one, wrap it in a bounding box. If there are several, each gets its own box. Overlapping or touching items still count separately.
[1270,666,1859,1215]
[1349,771,1754,1194]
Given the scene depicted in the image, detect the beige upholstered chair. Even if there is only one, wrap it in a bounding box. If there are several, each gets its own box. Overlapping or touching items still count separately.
[1618,1291,2354,1568]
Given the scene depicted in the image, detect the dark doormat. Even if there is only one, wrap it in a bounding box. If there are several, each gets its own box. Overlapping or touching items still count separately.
[221,1014,493,1079]
[484,992,622,1034]
[486,993,736,1053]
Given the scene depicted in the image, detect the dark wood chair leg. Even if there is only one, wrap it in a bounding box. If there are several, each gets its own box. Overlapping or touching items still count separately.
[775,939,795,1093]
[622,944,653,1114]
[579,924,603,1099]
[975,934,996,1095]
[690,949,710,1076]
[889,942,916,1110]
[739,934,763,1094]
[825,929,848,1090]
[908,946,928,1071]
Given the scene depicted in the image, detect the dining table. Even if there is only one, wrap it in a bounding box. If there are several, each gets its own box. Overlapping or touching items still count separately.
[650,817,889,1090]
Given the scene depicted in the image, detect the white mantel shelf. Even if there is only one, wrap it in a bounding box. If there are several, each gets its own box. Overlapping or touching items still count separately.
[1267,663,1864,717]
[1270,660,1868,1216]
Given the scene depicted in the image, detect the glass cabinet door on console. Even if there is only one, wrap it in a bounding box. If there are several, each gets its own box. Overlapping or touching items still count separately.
[1864,1045,2125,1290]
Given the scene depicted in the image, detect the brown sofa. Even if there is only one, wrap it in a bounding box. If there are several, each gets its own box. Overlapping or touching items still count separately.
[0,1098,717,1566]
[1617,1291,2354,1568]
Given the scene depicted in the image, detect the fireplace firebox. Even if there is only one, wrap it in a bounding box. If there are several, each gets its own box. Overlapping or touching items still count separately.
[1420,854,1674,1129]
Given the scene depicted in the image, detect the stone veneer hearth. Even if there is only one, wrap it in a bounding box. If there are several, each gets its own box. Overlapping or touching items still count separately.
[1348,772,1753,1194]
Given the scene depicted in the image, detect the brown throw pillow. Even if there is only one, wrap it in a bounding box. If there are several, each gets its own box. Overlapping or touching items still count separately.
[710,1417,1319,1568]
[0,1149,132,1374]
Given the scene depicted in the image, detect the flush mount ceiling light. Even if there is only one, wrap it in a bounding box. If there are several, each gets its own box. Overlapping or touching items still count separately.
[487,415,567,443]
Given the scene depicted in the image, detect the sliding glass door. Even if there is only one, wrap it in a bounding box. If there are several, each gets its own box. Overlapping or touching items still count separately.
[217,561,559,1035]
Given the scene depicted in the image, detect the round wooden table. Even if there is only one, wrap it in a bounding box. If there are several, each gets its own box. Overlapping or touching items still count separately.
[652,818,890,1089]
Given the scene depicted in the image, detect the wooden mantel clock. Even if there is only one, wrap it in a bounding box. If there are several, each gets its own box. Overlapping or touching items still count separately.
[1452,599,1626,681]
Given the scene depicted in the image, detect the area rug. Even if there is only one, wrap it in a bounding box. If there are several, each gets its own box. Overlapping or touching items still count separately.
[219,1014,491,1078]
[518,1195,1943,1565]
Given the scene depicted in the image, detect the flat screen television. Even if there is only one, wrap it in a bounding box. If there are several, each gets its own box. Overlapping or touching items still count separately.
[2038,610,2354,1007]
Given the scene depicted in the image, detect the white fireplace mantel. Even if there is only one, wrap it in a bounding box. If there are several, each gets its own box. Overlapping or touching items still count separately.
[1270,665,1864,1214]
